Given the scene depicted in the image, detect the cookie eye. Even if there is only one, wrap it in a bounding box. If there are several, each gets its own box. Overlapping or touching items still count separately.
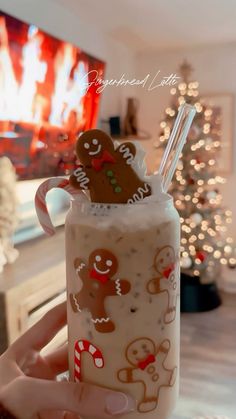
[95,255,101,262]
[142,344,147,349]
[132,350,138,355]
[167,252,170,257]
[160,258,164,263]
[106,260,113,267]
[92,138,98,145]
[84,142,90,149]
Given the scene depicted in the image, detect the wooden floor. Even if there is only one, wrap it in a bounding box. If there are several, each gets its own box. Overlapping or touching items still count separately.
[172,292,236,419]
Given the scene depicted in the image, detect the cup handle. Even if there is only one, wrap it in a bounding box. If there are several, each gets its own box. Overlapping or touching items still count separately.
[35,177,86,236]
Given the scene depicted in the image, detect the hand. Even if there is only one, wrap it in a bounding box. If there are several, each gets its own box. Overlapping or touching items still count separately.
[0,302,135,419]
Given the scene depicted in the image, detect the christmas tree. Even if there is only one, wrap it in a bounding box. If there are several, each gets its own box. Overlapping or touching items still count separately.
[157,61,236,282]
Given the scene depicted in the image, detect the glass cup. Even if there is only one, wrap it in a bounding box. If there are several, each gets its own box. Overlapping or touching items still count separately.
[66,195,180,419]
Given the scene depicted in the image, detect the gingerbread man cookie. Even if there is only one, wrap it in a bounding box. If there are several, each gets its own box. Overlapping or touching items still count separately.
[118,338,177,413]
[70,249,131,333]
[147,246,179,324]
[69,129,152,203]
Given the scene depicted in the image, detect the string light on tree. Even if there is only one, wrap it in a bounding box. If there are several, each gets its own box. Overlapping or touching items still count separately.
[156,60,236,281]
[190,213,203,225]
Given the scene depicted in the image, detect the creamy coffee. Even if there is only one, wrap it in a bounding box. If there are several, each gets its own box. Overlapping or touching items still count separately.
[66,196,180,419]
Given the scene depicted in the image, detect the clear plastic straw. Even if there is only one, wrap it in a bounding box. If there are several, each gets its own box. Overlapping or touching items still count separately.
[159,103,196,192]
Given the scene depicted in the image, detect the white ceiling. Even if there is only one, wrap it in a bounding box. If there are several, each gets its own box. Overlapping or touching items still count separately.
[53,0,236,52]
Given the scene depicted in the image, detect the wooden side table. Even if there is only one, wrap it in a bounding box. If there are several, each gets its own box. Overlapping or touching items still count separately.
[0,228,67,354]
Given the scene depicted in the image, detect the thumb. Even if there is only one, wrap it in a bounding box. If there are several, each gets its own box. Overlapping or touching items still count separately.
[1,376,136,419]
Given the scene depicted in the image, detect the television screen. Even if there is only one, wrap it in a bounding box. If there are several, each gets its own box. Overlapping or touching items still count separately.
[0,11,105,180]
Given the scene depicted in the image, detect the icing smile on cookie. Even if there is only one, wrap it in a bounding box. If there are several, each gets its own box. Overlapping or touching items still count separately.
[89,144,102,156]
[135,352,151,362]
[93,254,113,275]
[83,138,102,156]
[93,263,110,275]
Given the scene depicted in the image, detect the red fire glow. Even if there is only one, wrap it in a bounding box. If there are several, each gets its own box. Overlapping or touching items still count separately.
[0,13,105,179]
[0,18,91,127]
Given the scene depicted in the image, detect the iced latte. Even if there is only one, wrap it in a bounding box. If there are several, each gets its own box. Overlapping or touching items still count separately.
[66,196,180,419]
[36,108,196,419]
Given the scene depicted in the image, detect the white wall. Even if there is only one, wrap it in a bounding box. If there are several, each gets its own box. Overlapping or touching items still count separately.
[135,43,236,236]
[0,0,136,123]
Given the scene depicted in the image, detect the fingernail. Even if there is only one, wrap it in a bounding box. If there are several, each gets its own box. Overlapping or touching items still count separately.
[106,392,136,415]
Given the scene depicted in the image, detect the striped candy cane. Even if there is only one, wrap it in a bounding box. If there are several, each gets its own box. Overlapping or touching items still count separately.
[74,339,104,382]
[35,177,86,236]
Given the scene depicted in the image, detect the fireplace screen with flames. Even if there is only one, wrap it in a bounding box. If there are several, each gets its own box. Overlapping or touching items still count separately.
[0,11,106,180]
